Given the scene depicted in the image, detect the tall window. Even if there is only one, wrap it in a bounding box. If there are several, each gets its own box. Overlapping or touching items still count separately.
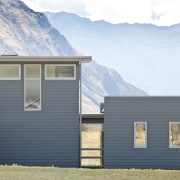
[0,64,21,80]
[169,122,180,148]
[45,64,76,80]
[134,122,147,148]
[24,64,41,111]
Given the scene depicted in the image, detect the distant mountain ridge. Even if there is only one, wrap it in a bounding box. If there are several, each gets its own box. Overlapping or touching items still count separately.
[45,11,180,96]
[82,61,147,112]
[0,0,147,113]
[0,0,76,55]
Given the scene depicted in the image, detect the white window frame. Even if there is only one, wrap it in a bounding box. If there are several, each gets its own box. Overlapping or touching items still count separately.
[169,122,180,148]
[24,64,41,111]
[45,64,76,80]
[134,122,147,148]
[0,64,21,80]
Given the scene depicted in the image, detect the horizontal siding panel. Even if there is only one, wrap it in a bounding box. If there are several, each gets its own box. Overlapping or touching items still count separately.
[0,126,79,129]
[0,122,79,126]
[105,113,180,116]
[0,107,79,113]
[104,97,180,169]
[0,134,80,139]
[0,145,79,150]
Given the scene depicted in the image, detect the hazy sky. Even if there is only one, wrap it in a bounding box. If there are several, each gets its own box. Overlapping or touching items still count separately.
[22,0,180,26]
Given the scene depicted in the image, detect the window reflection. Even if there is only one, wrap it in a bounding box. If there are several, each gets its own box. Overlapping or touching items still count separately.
[46,65,75,79]
[24,65,41,111]
[0,65,20,79]
[134,122,147,148]
[170,123,180,147]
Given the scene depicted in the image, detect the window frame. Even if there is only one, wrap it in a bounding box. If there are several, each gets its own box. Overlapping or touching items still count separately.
[24,64,41,111]
[169,122,180,148]
[134,122,147,148]
[45,64,76,80]
[0,64,21,80]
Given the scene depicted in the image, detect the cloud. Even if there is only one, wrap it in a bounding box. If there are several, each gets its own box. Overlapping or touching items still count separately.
[22,0,89,16]
[84,0,180,25]
[21,0,180,26]
[151,0,180,26]
[151,10,162,21]
[84,0,153,24]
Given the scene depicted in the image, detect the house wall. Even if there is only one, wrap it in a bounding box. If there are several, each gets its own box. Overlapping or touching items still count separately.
[104,96,180,169]
[0,62,80,167]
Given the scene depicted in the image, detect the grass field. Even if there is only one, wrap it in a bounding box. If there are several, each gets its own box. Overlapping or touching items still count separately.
[0,165,180,180]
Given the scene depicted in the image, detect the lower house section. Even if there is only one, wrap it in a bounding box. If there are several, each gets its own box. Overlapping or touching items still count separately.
[103,96,180,169]
[0,114,80,167]
[1,94,180,169]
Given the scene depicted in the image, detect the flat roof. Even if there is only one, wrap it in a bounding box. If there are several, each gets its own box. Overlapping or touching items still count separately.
[0,56,92,63]
[104,96,180,99]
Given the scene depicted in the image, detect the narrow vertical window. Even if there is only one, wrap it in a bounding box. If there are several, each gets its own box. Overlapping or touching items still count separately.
[169,122,180,148]
[134,122,147,148]
[24,64,41,111]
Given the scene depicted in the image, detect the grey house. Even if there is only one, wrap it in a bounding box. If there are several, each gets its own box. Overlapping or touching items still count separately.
[0,56,91,167]
[1,56,180,169]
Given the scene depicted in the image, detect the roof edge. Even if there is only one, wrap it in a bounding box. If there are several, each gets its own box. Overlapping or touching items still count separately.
[0,56,92,63]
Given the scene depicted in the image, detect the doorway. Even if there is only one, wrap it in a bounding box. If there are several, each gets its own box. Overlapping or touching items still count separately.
[81,115,104,168]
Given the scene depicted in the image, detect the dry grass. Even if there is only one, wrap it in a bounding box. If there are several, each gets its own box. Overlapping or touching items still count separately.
[135,123,146,145]
[81,131,102,166]
[0,165,180,180]
[135,131,145,145]
[81,150,101,157]
[81,131,102,148]
[81,159,101,166]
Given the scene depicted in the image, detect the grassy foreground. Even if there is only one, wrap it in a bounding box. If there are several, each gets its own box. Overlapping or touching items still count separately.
[0,165,180,180]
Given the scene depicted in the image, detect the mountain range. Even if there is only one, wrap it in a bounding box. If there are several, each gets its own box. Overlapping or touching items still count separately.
[45,11,180,96]
[0,0,147,113]
[0,1,76,56]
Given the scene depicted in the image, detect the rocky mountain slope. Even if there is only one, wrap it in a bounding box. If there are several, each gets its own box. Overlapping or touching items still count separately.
[0,0,147,113]
[82,61,146,112]
[46,11,180,96]
[0,0,76,55]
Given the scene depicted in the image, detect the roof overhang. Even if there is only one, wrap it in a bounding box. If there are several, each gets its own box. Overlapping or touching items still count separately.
[0,56,92,63]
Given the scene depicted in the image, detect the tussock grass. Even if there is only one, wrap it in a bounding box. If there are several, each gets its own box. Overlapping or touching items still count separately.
[81,131,102,166]
[81,131,102,148]
[0,166,180,180]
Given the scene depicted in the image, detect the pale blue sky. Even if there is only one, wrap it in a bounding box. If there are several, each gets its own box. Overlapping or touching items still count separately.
[22,0,180,26]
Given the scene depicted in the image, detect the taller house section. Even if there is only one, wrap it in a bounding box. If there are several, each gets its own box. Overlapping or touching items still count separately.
[0,56,91,167]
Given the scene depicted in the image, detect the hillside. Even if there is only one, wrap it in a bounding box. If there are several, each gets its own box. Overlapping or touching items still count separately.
[46,11,180,95]
[82,61,146,112]
[0,0,76,55]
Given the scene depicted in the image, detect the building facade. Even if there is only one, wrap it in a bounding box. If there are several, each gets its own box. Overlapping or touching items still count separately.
[0,56,91,167]
[1,56,180,169]
[104,96,180,169]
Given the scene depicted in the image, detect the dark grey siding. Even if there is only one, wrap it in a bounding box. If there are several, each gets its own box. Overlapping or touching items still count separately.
[0,63,80,167]
[104,96,180,169]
